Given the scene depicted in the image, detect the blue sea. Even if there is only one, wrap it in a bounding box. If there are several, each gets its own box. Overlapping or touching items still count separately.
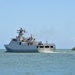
[0,49,75,75]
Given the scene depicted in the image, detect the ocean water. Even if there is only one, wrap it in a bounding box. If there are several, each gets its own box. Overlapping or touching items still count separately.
[0,49,75,75]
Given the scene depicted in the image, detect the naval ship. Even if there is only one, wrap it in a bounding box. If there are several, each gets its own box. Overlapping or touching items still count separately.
[4,28,56,52]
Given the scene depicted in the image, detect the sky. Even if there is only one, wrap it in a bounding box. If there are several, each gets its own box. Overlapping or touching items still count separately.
[0,0,75,49]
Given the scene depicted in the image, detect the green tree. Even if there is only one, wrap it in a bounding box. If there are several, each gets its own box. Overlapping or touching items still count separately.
[72,47,75,50]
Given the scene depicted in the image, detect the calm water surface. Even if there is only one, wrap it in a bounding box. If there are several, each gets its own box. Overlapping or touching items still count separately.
[0,49,75,75]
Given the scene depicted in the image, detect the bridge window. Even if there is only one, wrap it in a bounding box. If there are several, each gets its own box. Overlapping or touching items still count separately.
[40,46,44,48]
[12,39,17,41]
[45,46,49,48]
[19,42,21,45]
[50,46,53,48]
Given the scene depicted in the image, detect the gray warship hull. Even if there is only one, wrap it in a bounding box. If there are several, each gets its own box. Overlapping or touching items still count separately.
[5,45,38,52]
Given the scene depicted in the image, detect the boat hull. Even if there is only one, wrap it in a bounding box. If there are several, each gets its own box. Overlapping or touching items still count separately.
[38,49,55,53]
[4,45,38,52]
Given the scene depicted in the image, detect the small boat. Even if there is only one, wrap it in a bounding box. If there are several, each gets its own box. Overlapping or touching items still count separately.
[38,44,56,53]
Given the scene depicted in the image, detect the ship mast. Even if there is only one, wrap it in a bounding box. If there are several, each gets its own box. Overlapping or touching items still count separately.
[17,28,26,44]
[46,38,48,44]
[17,28,25,37]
